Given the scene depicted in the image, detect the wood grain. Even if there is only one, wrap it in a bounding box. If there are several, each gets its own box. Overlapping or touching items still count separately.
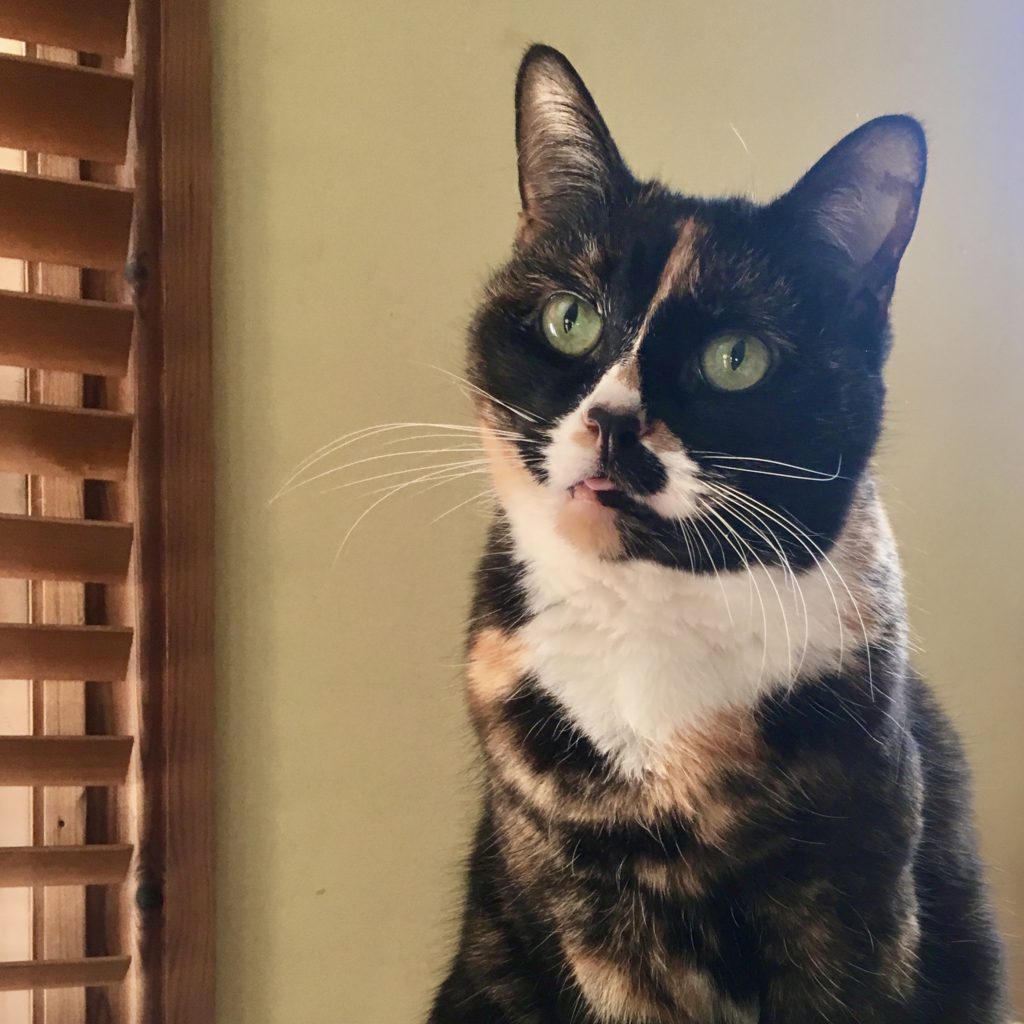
[0,400,133,480]
[0,171,133,270]
[0,845,131,887]
[0,624,132,681]
[0,289,132,377]
[78,21,144,1024]
[25,225,90,1024]
[0,957,130,992]
[0,53,132,163]
[0,737,132,786]
[134,0,216,1018]
[0,514,132,583]
[0,0,131,56]
[3,7,216,1022]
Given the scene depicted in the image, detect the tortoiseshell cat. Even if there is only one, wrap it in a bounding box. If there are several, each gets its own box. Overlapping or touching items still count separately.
[428,46,1008,1023]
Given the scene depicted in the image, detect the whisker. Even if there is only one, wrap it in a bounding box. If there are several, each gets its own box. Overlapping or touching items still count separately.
[342,463,493,498]
[706,482,866,693]
[687,516,735,626]
[272,420,523,502]
[419,362,542,424]
[711,497,795,681]
[278,446,494,498]
[429,487,495,526]
[273,421,418,501]
[707,487,809,676]
[331,465,492,565]
[379,430,540,448]
[319,458,495,495]
[694,451,844,480]
[709,463,843,483]
[697,502,770,683]
[332,480,424,566]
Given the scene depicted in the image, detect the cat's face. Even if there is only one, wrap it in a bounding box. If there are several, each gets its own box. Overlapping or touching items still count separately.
[470,46,925,572]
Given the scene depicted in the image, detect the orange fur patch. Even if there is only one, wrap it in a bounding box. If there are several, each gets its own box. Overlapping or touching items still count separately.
[467,627,525,711]
[479,419,624,559]
[636,218,704,345]
[644,420,682,454]
[479,420,539,505]
[554,500,624,558]
[642,709,762,840]
[563,944,667,1023]
[615,356,641,391]
[571,424,595,449]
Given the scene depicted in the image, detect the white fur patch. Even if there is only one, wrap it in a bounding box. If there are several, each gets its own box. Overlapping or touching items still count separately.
[644,447,704,520]
[544,362,704,519]
[507,499,869,776]
[545,365,641,490]
[497,362,879,776]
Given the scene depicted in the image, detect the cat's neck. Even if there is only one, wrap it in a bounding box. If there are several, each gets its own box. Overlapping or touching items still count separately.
[501,475,905,775]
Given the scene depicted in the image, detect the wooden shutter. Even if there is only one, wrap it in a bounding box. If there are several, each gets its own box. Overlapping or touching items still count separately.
[0,2,213,1022]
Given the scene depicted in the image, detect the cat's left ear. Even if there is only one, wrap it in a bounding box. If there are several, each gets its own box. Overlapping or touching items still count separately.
[515,45,630,244]
[777,116,926,309]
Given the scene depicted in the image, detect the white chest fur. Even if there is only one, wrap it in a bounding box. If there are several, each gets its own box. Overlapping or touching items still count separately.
[511,510,871,777]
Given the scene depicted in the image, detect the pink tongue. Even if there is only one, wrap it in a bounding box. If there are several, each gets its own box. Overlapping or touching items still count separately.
[583,476,617,491]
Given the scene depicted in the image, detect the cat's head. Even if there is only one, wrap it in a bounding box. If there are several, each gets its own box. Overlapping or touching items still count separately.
[469,45,925,572]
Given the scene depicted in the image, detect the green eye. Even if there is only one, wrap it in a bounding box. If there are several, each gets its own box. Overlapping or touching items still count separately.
[700,333,772,392]
[540,292,603,355]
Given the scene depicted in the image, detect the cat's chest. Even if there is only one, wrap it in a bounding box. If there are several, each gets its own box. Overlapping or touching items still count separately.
[519,555,819,775]
[553,872,761,1024]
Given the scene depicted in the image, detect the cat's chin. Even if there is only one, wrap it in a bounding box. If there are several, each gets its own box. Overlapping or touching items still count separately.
[554,486,623,558]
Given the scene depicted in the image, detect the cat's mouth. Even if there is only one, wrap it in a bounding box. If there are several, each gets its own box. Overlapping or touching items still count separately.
[568,476,617,503]
[567,476,637,512]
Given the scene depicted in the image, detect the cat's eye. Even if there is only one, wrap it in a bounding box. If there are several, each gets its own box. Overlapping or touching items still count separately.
[540,292,603,356]
[699,333,773,392]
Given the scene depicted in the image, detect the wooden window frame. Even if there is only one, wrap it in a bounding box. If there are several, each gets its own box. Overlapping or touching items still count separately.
[0,0,214,1020]
[123,0,215,1018]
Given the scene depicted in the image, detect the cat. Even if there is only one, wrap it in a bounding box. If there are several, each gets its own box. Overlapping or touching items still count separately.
[427,45,1009,1023]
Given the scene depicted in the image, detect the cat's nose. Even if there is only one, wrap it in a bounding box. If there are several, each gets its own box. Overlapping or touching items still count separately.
[584,405,645,464]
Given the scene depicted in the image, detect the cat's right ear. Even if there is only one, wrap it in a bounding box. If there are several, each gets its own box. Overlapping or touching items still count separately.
[515,45,629,244]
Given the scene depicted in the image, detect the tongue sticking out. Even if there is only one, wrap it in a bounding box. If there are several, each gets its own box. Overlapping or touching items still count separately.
[569,476,618,503]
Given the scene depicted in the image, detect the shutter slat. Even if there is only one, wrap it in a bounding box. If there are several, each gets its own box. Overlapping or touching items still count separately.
[0,844,131,887]
[0,0,130,57]
[0,513,132,583]
[0,171,133,270]
[0,737,132,785]
[0,53,133,163]
[0,288,133,376]
[0,399,133,480]
[0,623,132,680]
[0,956,131,992]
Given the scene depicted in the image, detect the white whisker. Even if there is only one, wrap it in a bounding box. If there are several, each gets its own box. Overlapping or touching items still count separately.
[429,487,495,526]
[707,486,809,676]
[356,464,491,499]
[698,502,770,684]
[278,446,493,498]
[419,362,542,424]
[319,458,494,495]
[710,463,842,483]
[272,420,524,503]
[693,451,843,481]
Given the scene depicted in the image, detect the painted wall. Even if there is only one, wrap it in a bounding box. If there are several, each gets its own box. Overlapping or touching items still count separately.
[213,2,1024,1019]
